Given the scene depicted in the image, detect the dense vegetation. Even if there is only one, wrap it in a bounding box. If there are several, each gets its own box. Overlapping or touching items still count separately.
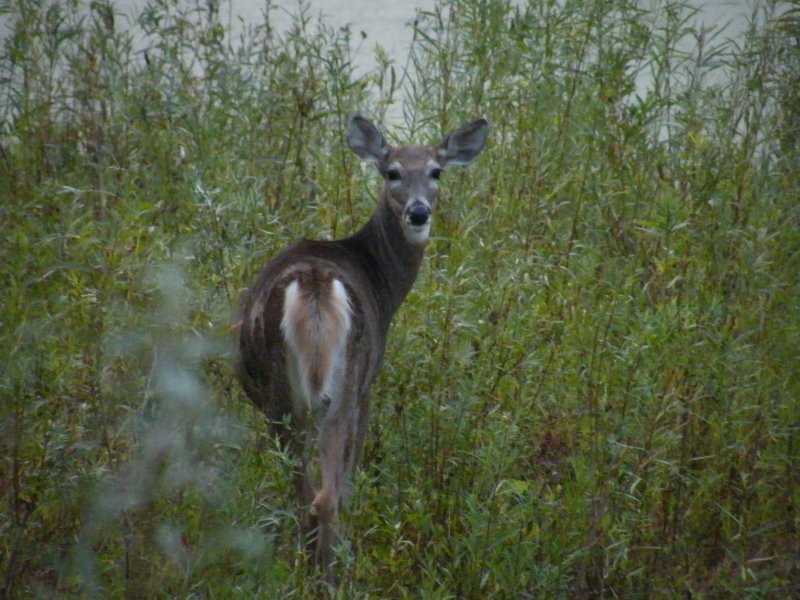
[2,0,798,596]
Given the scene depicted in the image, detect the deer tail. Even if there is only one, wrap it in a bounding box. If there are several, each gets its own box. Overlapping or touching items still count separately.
[280,276,352,413]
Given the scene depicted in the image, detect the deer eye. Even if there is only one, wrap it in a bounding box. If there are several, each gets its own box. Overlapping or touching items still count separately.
[430,168,443,180]
[386,168,401,181]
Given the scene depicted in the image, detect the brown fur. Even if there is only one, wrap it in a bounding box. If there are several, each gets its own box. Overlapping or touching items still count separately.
[237,116,488,585]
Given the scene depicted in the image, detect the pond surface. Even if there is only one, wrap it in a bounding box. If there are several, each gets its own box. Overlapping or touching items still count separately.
[1,0,758,122]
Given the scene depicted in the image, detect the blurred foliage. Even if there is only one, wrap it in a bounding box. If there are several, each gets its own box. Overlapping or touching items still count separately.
[1,0,798,597]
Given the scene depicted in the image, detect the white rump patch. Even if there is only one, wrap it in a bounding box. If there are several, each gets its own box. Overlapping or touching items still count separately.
[321,279,351,413]
[281,278,352,415]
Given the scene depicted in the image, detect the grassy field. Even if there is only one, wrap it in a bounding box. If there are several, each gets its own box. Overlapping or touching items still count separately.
[2,0,799,597]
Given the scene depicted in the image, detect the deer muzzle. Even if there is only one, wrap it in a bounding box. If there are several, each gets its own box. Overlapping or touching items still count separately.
[406,201,431,226]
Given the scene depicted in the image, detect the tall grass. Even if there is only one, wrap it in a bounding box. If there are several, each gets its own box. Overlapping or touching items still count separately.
[1,0,798,597]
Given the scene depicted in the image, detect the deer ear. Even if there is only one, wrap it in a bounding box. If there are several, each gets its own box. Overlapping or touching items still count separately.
[347,115,390,165]
[436,118,489,167]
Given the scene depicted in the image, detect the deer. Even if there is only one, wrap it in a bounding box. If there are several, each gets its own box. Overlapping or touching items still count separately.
[237,115,488,583]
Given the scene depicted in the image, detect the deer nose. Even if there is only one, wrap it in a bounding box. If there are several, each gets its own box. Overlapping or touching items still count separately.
[406,202,431,226]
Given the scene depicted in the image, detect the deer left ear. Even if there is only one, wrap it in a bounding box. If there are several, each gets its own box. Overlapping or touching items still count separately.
[436,118,489,167]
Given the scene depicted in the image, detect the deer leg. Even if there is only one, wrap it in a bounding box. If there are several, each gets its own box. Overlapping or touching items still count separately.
[311,406,354,584]
[333,393,371,512]
[350,393,371,476]
[274,412,318,556]
[292,422,320,557]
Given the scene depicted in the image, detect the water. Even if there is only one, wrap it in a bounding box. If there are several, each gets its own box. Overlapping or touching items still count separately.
[209,0,754,77]
[124,0,755,119]
[233,0,753,77]
[1,0,758,121]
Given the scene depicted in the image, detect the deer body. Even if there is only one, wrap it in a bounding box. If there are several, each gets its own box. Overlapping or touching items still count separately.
[237,116,488,582]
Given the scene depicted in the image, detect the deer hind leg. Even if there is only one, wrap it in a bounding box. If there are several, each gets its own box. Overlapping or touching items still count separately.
[310,403,358,585]
[349,392,371,478]
[292,425,318,549]
[311,378,368,584]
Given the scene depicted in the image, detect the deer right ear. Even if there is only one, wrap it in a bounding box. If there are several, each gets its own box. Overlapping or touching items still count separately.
[347,115,390,165]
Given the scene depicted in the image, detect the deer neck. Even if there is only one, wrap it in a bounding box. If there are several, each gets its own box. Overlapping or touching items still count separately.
[347,189,427,321]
